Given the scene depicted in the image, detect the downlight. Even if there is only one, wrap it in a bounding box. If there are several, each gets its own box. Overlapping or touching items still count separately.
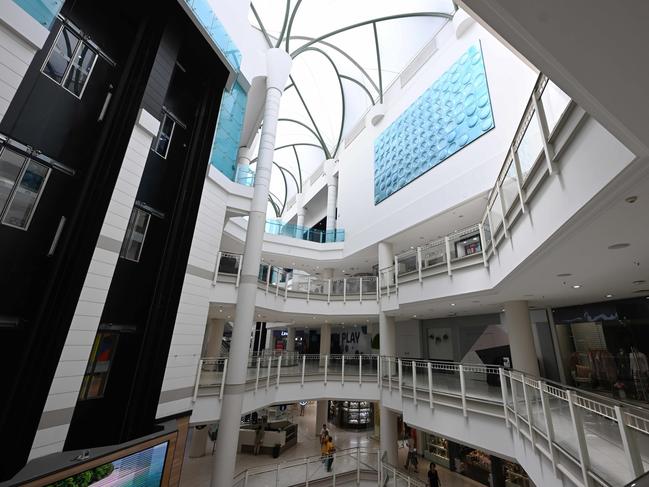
[608,243,630,250]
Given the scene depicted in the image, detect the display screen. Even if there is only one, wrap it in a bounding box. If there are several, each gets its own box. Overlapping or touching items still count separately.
[47,441,168,487]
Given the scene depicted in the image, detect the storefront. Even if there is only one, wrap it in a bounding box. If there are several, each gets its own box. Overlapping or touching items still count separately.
[553,296,649,403]
[328,401,374,429]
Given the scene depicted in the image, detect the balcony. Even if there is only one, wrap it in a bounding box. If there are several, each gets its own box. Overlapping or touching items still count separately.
[266,220,345,243]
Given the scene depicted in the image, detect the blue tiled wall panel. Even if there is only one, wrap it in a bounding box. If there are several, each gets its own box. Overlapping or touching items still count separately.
[12,0,64,29]
[374,44,494,204]
[210,81,247,180]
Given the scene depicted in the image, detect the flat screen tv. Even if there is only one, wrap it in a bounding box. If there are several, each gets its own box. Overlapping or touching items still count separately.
[46,441,168,487]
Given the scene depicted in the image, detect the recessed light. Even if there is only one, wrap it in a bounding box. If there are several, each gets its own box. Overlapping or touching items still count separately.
[557,273,572,277]
[625,196,638,203]
[450,303,456,306]
[219,308,223,312]
[227,315,231,319]
[312,316,316,319]
[608,243,630,250]
[412,315,417,318]
[410,246,414,250]
[605,294,613,298]
[633,280,646,285]
[501,308,505,312]
[572,285,581,289]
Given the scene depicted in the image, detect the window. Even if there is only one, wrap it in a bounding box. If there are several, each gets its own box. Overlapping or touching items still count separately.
[152,113,176,158]
[0,146,50,230]
[120,207,150,262]
[42,26,98,98]
[79,332,118,400]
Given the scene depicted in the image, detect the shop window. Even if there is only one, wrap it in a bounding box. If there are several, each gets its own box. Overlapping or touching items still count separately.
[0,147,50,230]
[79,332,119,400]
[42,26,98,99]
[152,113,176,159]
[120,208,151,262]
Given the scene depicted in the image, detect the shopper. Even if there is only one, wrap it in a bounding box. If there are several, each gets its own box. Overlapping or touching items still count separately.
[428,463,441,487]
[253,418,266,455]
[325,435,336,472]
[320,424,328,445]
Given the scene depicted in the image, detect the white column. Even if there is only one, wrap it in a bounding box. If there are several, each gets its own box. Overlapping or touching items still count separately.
[236,146,252,183]
[503,301,540,376]
[205,319,225,357]
[316,400,328,437]
[265,327,273,350]
[325,159,338,239]
[211,48,292,487]
[320,322,331,366]
[189,426,210,458]
[286,327,296,352]
[296,192,306,228]
[378,241,394,282]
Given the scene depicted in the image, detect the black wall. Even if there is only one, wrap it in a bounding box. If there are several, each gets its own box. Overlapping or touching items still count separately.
[0,0,205,479]
[64,9,228,450]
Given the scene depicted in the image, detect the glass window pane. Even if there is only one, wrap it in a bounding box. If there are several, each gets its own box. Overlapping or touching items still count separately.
[43,28,80,84]
[541,80,571,135]
[2,160,49,229]
[63,43,97,97]
[0,148,26,212]
[120,208,150,262]
[516,111,544,181]
[153,115,175,158]
[500,160,519,213]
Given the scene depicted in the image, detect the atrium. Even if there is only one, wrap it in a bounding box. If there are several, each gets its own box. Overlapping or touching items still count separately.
[1,1,649,486]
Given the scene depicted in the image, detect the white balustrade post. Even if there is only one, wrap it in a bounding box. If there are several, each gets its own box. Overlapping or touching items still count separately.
[360,277,363,302]
[511,149,527,211]
[359,354,362,385]
[398,359,403,394]
[427,362,434,409]
[266,265,271,294]
[459,364,467,417]
[522,379,534,442]
[212,251,222,285]
[394,256,399,290]
[276,355,282,387]
[417,247,423,282]
[388,357,392,392]
[497,185,509,238]
[275,272,280,297]
[356,446,361,485]
[192,359,203,402]
[445,237,452,276]
[342,355,345,385]
[328,279,331,304]
[244,470,249,487]
[305,457,309,487]
[324,355,328,384]
[499,368,509,427]
[539,382,557,475]
[376,276,380,302]
[411,361,418,405]
[276,464,280,487]
[532,92,557,174]
[266,356,272,389]
[284,278,288,300]
[478,223,488,267]
[377,451,382,487]
[567,390,592,487]
[255,358,261,391]
[235,255,242,287]
[307,276,311,302]
[509,374,520,434]
[487,209,498,255]
[219,359,228,399]
[386,270,390,297]
[301,355,306,386]
[343,278,347,303]
[615,405,644,479]
[332,452,336,485]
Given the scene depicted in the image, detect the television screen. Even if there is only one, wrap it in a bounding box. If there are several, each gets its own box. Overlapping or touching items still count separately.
[47,441,168,487]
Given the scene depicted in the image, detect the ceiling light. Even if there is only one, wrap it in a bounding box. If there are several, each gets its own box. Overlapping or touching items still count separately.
[410,246,414,250]
[633,280,646,285]
[450,303,456,306]
[312,316,316,319]
[608,243,630,250]
[219,308,223,312]
[605,294,613,298]
[625,196,638,203]
[572,285,581,289]
[556,273,572,277]
[412,315,417,318]
[227,315,231,319]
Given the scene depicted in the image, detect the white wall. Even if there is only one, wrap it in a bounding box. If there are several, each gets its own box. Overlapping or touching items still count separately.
[395,320,422,358]
[336,20,537,256]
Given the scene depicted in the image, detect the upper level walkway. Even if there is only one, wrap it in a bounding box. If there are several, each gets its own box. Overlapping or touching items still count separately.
[192,352,649,487]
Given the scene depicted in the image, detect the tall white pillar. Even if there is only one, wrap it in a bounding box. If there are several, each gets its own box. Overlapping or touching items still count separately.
[296,192,306,228]
[189,426,210,458]
[235,146,252,183]
[503,301,540,376]
[315,400,328,437]
[324,159,338,241]
[204,319,225,357]
[320,322,331,366]
[211,48,292,487]
[286,327,295,352]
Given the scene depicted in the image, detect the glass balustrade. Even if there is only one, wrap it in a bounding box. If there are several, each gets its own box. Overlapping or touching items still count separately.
[13,0,63,29]
[265,220,345,243]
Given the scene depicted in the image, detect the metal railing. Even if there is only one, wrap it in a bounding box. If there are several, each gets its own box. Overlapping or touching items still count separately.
[196,353,649,487]
[231,446,425,487]
[265,220,345,243]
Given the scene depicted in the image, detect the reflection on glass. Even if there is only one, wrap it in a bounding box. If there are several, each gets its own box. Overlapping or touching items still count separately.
[0,148,26,211]
[43,28,80,84]
[120,208,151,262]
[500,160,519,213]
[153,114,175,158]
[63,44,98,97]
[541,80,571,135]
[2,160,49,229]
[516,111,543,180]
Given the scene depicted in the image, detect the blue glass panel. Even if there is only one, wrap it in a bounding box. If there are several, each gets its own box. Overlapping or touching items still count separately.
[182,0,241,70]
[12,0,64,29]
[210,81,248,180]
[374,44,494,204]
[265,220,345,243]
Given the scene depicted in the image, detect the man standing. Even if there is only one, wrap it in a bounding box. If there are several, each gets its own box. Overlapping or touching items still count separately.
[428,463,441,487]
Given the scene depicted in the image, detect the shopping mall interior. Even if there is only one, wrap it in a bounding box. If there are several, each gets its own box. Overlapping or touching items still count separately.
[1,1,649,486]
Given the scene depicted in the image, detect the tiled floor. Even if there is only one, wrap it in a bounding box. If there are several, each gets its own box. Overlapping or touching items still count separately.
[180,402,483,486]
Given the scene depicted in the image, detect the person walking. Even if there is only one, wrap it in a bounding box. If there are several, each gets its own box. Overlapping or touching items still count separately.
[324,435,336,472]
[428,463,441,487]
[253,417,267,455]
[320,424,328,445]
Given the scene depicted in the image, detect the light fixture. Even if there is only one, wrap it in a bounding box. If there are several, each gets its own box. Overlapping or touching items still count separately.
[608,243,630,250]
[625,195,638,203]
[227,315,231,319]
[605,294,613,298]
[450,303,456,306]
[412,314,417,318]
[410,246,414,250]
[218,308,223,312]
[572,285,581,289]
[556,273,572,277]
[633,280,646,285]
